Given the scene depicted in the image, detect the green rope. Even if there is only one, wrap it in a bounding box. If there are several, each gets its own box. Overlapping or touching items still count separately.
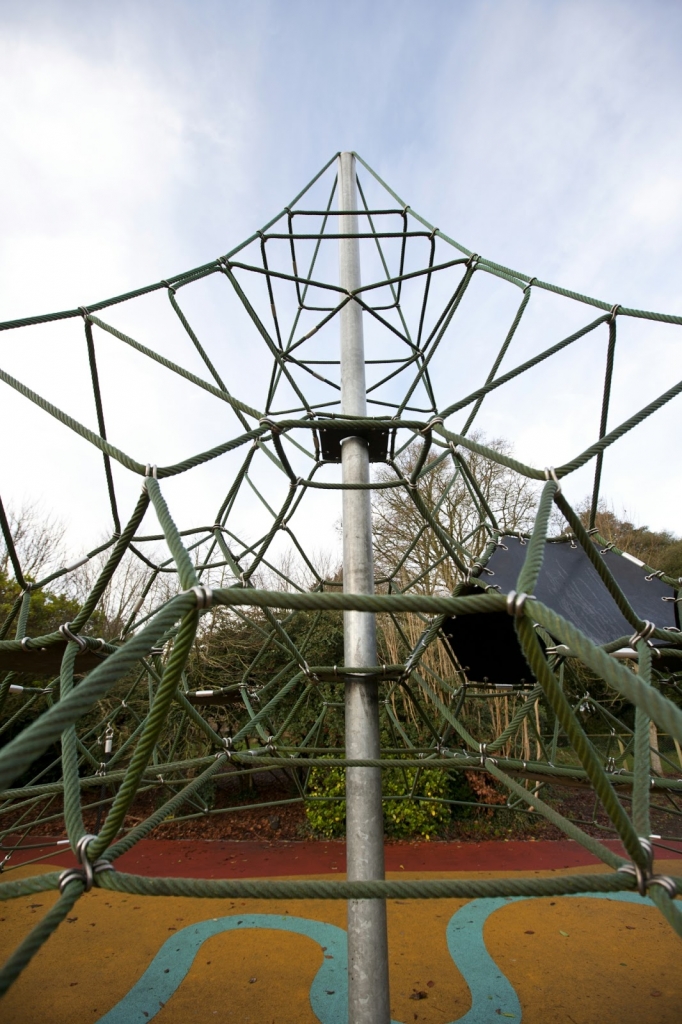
[2,150,682,998]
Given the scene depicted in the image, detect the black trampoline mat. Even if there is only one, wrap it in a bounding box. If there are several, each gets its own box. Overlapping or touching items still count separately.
[485,536,677,645]
[443,537,679,686]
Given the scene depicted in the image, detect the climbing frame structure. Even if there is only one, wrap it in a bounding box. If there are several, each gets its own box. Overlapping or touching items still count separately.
[1,151,682,1006]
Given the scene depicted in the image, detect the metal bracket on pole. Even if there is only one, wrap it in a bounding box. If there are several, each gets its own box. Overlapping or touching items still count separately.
[338,151,391,1024]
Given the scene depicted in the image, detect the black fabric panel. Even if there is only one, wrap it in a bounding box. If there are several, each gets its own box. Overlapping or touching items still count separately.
[482,537,677,645]
[442,611,535,686]
[443,537,678,686]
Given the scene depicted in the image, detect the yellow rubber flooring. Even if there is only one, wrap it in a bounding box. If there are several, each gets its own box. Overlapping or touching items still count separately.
[1,861,680,1023]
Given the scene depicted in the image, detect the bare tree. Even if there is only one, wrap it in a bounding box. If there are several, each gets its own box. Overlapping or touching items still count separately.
[372,433,538,595]
[0,500,67,583]
[66,546,177,639]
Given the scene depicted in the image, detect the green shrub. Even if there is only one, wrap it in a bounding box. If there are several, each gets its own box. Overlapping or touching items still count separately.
[305,764,450,839]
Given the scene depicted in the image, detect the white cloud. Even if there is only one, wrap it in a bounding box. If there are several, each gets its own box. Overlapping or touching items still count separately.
[0,34,188,315]
[1,0,681,568]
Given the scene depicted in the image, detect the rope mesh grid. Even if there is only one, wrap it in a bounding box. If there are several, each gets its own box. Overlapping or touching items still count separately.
[1,151,682,994]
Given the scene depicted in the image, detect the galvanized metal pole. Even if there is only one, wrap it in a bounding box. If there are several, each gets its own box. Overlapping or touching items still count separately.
[338,151,391,1024]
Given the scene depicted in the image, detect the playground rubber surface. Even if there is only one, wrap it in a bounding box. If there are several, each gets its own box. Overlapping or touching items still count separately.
[1,839,680,1023]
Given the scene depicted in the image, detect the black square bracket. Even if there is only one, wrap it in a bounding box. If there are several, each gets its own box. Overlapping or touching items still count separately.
[318,427,390,463]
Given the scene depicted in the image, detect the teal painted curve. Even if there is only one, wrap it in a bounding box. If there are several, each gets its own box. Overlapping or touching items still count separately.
[446,890,653,1023]
[446,897,524,1022]
[95,914,349,1024]
[95,892,654,1024]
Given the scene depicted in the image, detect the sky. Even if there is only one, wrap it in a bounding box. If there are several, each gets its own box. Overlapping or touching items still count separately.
[1,0,682,573]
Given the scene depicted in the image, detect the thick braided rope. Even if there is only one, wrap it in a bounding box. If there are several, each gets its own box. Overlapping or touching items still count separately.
[99,869,652,901]
[2,149,682,994]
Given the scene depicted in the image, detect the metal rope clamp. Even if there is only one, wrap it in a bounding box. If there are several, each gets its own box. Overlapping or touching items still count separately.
[479,742,497,767]
[629,621,656,646]
[544,466,561,494]
[421,415,444,435]
[59,622,87,652]
[192,585,214,610]
[617,837,677,899]
[506,591,536,618]
[142,464,158,493]
[259,416,281,435]
[58,834,115,894]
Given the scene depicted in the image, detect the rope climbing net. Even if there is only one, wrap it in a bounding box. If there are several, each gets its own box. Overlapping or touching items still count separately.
[1,151,682,994]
